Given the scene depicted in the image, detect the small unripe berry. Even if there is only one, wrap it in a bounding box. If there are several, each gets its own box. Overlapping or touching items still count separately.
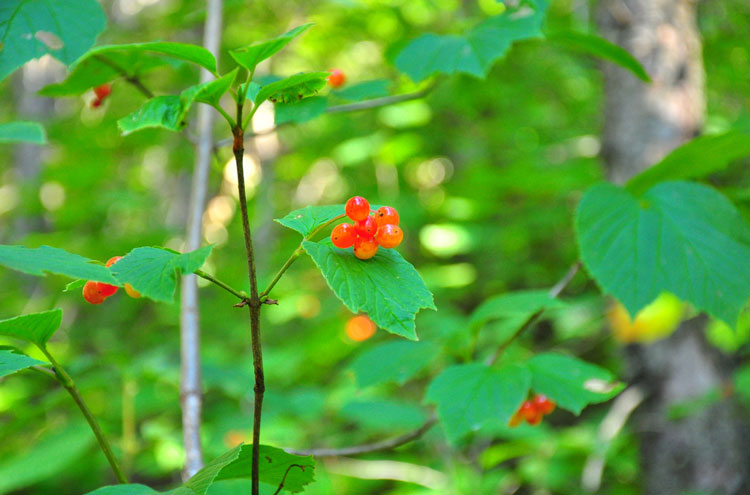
[328,69,346,88]
[354,216,377,239]
[376,224,403,248]
[83,281,106,304]
[374,206,399,227]
[345,196,370,222]
[332,222,356,248]
[353,237,378,260]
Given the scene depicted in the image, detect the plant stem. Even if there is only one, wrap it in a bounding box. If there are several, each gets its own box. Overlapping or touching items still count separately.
[232,102,264,495]
[259,214,346,300]
[40,346,128,484]
[195,269,248,302]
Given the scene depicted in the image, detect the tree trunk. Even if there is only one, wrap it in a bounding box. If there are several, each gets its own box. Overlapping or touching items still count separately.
[596,1,750,493]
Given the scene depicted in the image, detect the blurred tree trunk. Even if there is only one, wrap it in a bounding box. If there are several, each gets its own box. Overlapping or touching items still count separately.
[597,1,750,494]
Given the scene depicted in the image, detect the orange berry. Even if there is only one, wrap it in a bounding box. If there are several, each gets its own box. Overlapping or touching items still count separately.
[354,216,377,239]
[376,224,403,248]
[345,196,370,222]
[346,315,376,341]
[83,281,106,304]
[533,394,556,415]
[353,237,378,260]
[374,206,399,227]
[331,223,356,248]
[93,83,112,99]
[105,256,122,267]
[124,283,141,299]
[508,410,524,428]
[328,69,346,88]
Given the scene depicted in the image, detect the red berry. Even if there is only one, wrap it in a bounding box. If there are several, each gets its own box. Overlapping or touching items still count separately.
[525,410,543,425]
[508,410,523,428]
[97,256,123,297]
[353,237,378,260]
[105,256,122,267]
[345,196,370,222]
[331,223,356,248]
[328,69,346,88]
[376,224,403,248]
[374,206,399,227]
[94,83,112,99]
[91,98,103,108]
[533,394,556,415]
[83,281,106,305]
[354,216,377,239]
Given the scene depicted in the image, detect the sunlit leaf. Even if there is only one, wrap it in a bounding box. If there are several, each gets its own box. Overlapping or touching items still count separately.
[0,310,62,348]
[230,24,313,73]
[0,245,117,284]
[255,72,329,104]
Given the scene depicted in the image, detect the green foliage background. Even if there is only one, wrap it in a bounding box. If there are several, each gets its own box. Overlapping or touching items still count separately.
[0,0,749,494]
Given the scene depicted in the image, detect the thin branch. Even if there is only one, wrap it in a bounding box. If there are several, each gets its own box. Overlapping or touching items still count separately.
[179,0,223,479]
[486,261,582,366]
[195,269,248,302]
[40,346,128,483]
[286,416,437,457]
[93,55,154,99]
[272,464,306,495]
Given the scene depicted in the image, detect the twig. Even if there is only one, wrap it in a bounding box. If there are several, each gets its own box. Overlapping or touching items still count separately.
[272,464,306,495]
[194,269,248,302]
[286,416,437,457]
[93,55,154,99]
[40,347,128,483]
[179,0,223,479]
[486,261,582,366]
[232,103,265,495]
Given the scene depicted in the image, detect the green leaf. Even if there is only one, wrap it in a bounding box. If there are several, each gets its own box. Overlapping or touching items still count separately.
[0,348,45,377]
[0,422,94,494]
[576,181,750,327]
[40,42,218,96]
[275,205,347,238]
[274,96,327,125]
[255,72,329,104]
[111,246,213,302]
[185,446,242,495]
[626,131,750,196]
[394,2,548,82]
[0,0,106,82]
[526,353,623,414]
[181,68,239,108]
[0,121,46,144]
[548,30,651,82]
[470,289,566,330]
[83,485,162,495]
[340,399,427,431]
[303,239,435,340]
[0,245,118,284]
[425,363,530,443]
[332,79,391,102]
[0,310,62,348]
[117,95,185,135]
[63,279,86,292]
[349,340,439,387]
[229,24,313,73]
[214,445,316,493]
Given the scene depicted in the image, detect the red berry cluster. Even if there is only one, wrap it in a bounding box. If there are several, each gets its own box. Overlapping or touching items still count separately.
[82,256,141,304]
[331,196,403,260]
[509,394,556,427]
[91,83,112,108]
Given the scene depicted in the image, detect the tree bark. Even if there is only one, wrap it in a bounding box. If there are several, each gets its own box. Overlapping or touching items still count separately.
[597,1,750,493]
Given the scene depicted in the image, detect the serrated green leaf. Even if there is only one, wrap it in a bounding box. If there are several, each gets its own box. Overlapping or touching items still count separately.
[0,310,62,348]
[185,446,242,495]
[0,245,118,284]
[40,42,218,96]
[82,485,161,495]
[255,72,329,104]
[394,3,547,82]
[118,95,185,135]
[350,340,439,387]
[0,348,45,377]
[626,132,750,196]
[527,353,623,414]
[181,68,239,108]
[0,0,106,82]
[0,121,46,144]
[332,79,391,102]
[548,30,650,82]
[274,96,327,125]
[470,290,566,330]
[425,363,530,443]
[303,240,435,340]
[576,181,750,327]
[213,445,316,493]
[275,205,347,237]
[64,279,86,292]
[111,246,213,302]
[230,24,313,73]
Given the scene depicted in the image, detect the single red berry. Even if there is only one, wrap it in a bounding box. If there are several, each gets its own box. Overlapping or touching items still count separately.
[353,237,378,260]
[519,401,537,421]
[525,410,543,425]
[105,256,122,267]
[345,196,370,222]
[533,394,556,415]
[376,224,403,248]
[91,98,103,108]
[83,281,106,305]
[97,255,123,297]
[93,83,112,99]
[328,69,346,88]
[374,206,399,227]
[354,216,377,239]
[331,223,356,248]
